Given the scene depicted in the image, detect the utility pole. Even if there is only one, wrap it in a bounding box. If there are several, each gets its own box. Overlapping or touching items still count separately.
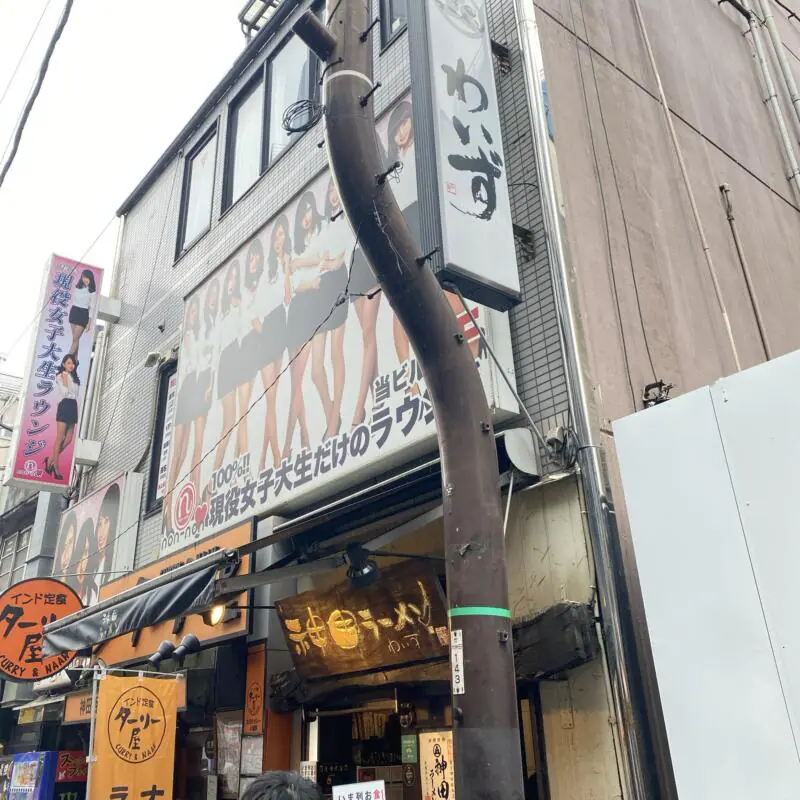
[294,3,525,798]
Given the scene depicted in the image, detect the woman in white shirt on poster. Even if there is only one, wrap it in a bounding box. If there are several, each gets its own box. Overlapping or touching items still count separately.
[44,353,80,481]
[68,269,98,356]
[213,260,244,473]
[283,190,325,459]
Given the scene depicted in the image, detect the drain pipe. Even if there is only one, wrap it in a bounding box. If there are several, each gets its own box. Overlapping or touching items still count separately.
[740,0,800,206]
[758,0,800,131]
[513,4,677,798]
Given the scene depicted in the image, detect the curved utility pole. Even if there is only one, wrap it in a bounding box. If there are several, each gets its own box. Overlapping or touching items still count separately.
[294,3,525,798]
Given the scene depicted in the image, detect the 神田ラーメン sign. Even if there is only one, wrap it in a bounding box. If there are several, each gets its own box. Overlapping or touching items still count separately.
[0,578,83,681]
[275,561,450,680]
[6,254,104,491]
[160,92,518,557]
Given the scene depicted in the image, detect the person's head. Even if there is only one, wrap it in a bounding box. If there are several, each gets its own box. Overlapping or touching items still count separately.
[294,191,321,254]
[58,511,78,573]
[244,237,265,291]
[388,101,413,162]
[96,483,120,572]
[185,295,201,338]
[57,354,80,385]
[268,215,292,281]
[222,260,241,314]
[324,178,341,220]
[241,772,321,800]
[204,279,220,334]
[79,269,97,293]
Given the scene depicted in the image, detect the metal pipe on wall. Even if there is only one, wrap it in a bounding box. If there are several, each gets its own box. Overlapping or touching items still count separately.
[758,0,800,131]
[512,3,678,798]
[741,0,800,207]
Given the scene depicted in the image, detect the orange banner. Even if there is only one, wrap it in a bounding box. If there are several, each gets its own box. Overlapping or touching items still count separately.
[90,674,179,800]
[244,643,266,735]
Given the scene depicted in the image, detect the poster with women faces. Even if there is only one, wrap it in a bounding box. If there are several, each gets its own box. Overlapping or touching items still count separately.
[52,473,142,606]
[160,92,519,556]
[7,254,104,491]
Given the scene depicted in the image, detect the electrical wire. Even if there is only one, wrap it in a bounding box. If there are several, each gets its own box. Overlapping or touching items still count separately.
[0,0,75,190]
[53,216,368,575]
[575,0,658,386]
[0,0,55,112]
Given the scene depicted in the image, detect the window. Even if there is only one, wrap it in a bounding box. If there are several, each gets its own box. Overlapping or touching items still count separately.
[224,74,266,209]
[266,35,318,165]
[381,0,407,46]
[145,362,178,514]
[177,126,217,255]
[0,529,29,591]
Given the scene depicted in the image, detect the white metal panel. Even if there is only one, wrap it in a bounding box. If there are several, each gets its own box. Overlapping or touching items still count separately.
[614,388,800,799]
[710,349,800,756]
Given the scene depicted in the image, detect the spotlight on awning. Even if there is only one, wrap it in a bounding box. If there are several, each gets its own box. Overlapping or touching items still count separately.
[202,603,241,627]
[173,634,201,666]
[147,640,176,669]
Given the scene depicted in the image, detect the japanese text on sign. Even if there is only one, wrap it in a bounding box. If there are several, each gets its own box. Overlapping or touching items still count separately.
[419,731,456,800]
[332,780,386,800]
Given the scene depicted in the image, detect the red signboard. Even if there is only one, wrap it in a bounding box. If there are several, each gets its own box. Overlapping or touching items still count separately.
[56,751,87,783]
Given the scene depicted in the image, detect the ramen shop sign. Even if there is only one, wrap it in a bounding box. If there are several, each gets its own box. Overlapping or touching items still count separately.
[275,561,450,680]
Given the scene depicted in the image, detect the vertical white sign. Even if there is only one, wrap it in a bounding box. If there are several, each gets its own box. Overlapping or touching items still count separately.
[425,0,519,308]
[156,371,178,500]
[450,628,465,695]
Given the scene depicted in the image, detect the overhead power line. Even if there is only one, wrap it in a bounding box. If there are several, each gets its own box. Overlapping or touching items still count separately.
[0,0,75,190]
[0,0,55,112]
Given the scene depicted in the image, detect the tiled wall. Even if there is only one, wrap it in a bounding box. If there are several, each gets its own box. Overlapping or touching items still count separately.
[88,0,569,568]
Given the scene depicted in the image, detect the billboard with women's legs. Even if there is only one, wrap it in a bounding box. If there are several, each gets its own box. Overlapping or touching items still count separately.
[160,92,520,557]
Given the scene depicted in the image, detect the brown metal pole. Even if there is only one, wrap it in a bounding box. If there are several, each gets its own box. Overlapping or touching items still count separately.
[294,4,525,797]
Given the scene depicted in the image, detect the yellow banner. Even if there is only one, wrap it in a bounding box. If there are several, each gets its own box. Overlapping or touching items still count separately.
[90,674,178,800]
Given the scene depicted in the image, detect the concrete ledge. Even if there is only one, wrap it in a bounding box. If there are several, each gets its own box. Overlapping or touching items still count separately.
[98,296,121,324]
[74,438,101,466]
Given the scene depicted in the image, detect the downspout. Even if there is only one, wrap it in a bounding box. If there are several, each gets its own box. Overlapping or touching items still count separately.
[512,3,678,799]
[740,0,800,206]
[76,325,106,499]
[757,0,800,131]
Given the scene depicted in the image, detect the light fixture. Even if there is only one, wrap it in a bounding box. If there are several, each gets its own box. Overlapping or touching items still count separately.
[147,640,176,669]
[172,634,201,666]
[144,351,164,368]
[202,603,241,627]
[345,543,380,589]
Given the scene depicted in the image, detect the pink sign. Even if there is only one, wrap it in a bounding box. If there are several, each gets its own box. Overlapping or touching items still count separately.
[9,254,104,490]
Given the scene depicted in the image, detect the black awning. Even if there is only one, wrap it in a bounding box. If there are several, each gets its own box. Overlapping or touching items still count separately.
[42,557,226,657]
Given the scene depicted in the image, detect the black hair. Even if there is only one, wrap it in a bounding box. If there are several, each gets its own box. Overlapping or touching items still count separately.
[204,278,220,335]
[244,237,265,291]
[97,483,120,573]
[57,354,81,386]
[241,772,321,800]
[387,100,413,163]
[293,191,323,255]
[186,295,201,338]
[222,259,242,315]
[57,511,78,571]
[267,215,292,282]
[324,177,341,221]
[78,269,97,293]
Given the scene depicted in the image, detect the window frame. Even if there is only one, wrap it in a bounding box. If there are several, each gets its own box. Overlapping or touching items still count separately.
[263,31,321,170]
[0,528,30,591]
[380,0,408,50]
[222,67,267,213]
[145,360,178,516]
[175,121,219,258]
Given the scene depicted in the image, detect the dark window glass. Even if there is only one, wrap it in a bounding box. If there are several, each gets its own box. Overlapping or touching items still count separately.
[226,78,265,208]
[178,130,216,253]
[381,0,407,45]
[146,362,178,514]
[267,36,317,164]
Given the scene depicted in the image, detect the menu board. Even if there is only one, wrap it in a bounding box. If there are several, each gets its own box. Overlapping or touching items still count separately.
[216,713,243,799]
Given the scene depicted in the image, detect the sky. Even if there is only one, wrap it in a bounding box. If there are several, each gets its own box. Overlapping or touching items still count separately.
[0,0,246,377]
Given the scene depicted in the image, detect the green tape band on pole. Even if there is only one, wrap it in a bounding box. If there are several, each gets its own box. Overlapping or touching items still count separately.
[448,606,512,619]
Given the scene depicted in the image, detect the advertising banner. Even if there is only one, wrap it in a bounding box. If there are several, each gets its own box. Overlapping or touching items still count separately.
[161,92,517,557]
[419,731,455,800]
[9,752,58,800]
[0,577,82,681]
[7,254,104,491]
[90,674,178,800]
[408,0,520,310]
[244,642,266,735]
[52,473,143,607]
[56,751,88,783]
